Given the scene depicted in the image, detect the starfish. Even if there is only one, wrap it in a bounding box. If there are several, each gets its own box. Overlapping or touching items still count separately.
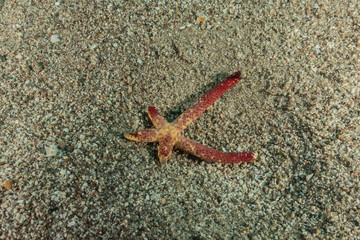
[124,71,256,164]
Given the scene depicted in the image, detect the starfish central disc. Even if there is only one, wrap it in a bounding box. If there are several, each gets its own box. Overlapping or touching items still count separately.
[124,71,256,164]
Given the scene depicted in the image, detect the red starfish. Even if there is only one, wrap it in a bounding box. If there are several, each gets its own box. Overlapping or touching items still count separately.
[124,71,256,164]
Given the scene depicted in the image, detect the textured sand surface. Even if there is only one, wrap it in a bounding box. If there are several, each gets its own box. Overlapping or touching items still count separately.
[0,1,359,239]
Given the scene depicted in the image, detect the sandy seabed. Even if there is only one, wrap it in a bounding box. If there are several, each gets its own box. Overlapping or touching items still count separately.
[0,1,359,239]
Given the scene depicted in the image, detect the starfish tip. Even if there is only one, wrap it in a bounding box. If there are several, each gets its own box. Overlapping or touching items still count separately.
[124,132,141,142]
[229,71,241,79]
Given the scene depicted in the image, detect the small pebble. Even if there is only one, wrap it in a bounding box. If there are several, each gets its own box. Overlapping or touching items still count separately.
[50,34,60,43]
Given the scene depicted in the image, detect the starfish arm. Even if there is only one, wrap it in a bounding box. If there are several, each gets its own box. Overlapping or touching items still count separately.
[158,135,177,164]
[172,71,242,132]
[124,129,158,142]
[147,106,168,128]
[175,136,255,163]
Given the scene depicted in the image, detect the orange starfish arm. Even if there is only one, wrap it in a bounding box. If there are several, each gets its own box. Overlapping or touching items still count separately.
[158,136,177,163]
[124,129,158,142]
[172,71,242,132]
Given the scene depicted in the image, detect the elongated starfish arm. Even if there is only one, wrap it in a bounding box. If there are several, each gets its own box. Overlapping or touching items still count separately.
[175,136,255,163]
[172,71,242,132]
[124,129,158,142]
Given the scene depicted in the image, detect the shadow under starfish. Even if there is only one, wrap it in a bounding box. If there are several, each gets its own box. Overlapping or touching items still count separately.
[124,71,256,164]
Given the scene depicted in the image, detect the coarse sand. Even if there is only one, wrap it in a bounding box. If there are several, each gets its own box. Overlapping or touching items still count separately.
[0,1,359,239]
